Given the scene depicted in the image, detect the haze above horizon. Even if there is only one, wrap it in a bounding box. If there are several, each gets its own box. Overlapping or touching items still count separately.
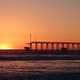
[0,0,80,49]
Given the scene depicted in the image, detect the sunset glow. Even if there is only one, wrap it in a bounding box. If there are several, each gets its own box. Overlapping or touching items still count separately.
[0,44,13,50]
[0,0,80,49]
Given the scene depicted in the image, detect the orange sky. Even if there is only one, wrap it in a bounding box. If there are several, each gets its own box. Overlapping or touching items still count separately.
[0,0,80,49]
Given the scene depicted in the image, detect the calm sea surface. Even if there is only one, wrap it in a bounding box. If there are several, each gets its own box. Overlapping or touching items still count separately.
[0,60,80,80]
[0,60,80,73]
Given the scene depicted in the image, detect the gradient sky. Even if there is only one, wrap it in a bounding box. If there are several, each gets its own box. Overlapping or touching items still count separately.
[0,0,80,49]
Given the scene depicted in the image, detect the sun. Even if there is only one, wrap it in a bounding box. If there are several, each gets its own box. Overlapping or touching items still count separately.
[0,44,13,49]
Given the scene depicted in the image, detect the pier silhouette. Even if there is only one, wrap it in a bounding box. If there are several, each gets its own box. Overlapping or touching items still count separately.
[24,41,80,56]
[0,41,80,60]
[26,41,80,50]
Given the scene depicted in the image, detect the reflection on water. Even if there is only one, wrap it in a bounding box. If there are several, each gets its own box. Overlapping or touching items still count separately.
[0,60,80,73]
[0,60,80,80]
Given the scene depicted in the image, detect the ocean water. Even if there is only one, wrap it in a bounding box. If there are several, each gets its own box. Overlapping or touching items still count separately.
[0,60,80,80]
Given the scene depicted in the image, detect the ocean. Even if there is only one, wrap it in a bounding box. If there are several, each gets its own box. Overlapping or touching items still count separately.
[0,60,80,80]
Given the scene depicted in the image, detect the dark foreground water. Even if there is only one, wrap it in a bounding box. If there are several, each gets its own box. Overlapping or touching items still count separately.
[0,60,80,80]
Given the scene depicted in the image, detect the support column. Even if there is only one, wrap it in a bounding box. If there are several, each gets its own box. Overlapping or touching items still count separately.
[66,43,70,49]
[56,43,60,50]
[41,43,43,50]
[51,43,54,50]
[61,43,65,48]
[35,42,38,50]
[72,43,75,49]
[76,43,80,49]
[46,43,49,50]
[30,43,32,49]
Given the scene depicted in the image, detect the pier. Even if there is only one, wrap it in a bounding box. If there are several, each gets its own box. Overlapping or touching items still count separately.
[27,41,80,50]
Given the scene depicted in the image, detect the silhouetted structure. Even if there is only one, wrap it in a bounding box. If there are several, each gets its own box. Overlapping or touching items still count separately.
[0,41,80,60]
[26,41,80,51]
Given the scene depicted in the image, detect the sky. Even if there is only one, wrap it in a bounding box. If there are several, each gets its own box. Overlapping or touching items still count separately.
[0,0,80,49]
